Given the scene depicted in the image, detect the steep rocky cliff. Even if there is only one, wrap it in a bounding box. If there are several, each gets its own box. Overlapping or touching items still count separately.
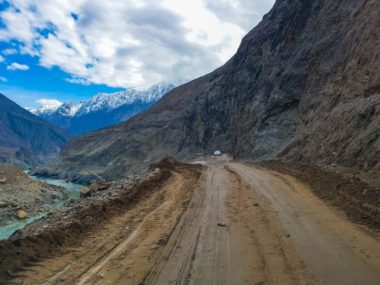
[57,0,380,181]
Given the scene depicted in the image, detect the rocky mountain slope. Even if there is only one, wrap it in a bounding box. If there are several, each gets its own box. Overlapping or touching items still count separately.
[33,83,178,135]
[55,0,379,182]
[0,94,70,166]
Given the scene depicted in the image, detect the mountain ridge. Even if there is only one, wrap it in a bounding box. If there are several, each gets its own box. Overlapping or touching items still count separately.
[0,94,71,166]
[32,82,179,135]
[51,0,379,184]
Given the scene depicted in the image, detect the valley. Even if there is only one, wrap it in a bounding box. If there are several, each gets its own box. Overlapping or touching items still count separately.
[0,0,379,284]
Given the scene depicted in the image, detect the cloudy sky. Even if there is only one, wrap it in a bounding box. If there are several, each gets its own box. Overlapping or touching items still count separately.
[0,0,274,107]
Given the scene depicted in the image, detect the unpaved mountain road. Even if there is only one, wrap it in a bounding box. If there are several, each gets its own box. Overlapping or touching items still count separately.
[12,157,380,285]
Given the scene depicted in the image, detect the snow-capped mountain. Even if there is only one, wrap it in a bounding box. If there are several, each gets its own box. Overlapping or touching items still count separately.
[57,102,82,117]
[29,101,81,118]
[26,105,58,116]
[76,82,175,116]
[31,82,178,135]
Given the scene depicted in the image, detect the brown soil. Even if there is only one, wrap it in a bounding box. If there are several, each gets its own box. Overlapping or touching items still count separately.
[1,157,380,285]
[256,161,380,232]
[0,160,198,282]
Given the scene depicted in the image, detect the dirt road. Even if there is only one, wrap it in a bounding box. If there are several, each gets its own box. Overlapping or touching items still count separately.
[12,158,380,284]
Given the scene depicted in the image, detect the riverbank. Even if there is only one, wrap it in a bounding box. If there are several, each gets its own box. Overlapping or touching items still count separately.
[0,164,68,228]
[0,159,183,281]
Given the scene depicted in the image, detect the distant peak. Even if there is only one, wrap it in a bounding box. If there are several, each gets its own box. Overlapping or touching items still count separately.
[75,81,181,116]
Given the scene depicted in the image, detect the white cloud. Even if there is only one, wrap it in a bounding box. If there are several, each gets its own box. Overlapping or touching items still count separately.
[2,48,17,55]
[7,62,30,71]
[0,76,7,82]
[65,77,91,85]
[36,98,62,111]
[0,0,274,88]
[0,55,4,62]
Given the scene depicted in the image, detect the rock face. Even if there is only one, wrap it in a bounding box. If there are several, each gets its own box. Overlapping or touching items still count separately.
[57,0,380,181]
[0,94,71,166]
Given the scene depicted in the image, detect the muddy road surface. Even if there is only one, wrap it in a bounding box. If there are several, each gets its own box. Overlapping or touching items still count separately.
[10,157,380,284]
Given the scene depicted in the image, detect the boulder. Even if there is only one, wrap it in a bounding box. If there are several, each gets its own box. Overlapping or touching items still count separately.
[17,210,28,219]
[80,187,91,198]
[0,177,6,184]
[89,182,111,192]
[0,201,7,208]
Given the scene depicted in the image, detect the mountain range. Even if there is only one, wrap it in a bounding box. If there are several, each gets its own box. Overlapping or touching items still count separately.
[0,94,70,166]
[50,0,379,183]
[30,82,178,135]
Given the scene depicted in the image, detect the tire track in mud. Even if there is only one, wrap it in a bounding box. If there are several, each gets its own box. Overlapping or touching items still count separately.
[142,167,207,285]
[8,158,380,285]
[142,162,303,285]
[224,165,311,285]
[75,171,193,284]
[10,168,199,285]
[229,162,380,285]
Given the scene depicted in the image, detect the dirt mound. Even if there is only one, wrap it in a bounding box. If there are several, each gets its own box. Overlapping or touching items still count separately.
[257,161,380,232]
[150,157,191,171]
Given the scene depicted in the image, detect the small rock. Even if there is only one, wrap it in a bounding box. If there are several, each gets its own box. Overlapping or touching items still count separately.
[254,203,259,207]
[90,182,111,192]
[17,210,28,220]
[80,187,91,198]
[217,223,227,227]
[0,177,6,184]
[157,237,168,245]
[51,193,61,199]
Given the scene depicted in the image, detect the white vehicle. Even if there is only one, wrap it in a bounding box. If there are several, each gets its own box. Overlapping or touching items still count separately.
[213,150,222,156]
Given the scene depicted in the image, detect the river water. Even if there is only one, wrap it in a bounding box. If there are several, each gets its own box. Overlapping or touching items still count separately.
[0,177,81,240]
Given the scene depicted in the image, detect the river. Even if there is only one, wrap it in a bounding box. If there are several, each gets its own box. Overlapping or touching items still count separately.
[0,177,81,240]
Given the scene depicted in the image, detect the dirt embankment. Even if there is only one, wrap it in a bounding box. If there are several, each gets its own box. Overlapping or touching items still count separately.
[0,164,65,226]
[256,161,380,232]
[0,159,200,282]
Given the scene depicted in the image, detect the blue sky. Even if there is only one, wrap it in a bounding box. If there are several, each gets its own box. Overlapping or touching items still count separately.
[0,41,123,107]
[0,0,274,108]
